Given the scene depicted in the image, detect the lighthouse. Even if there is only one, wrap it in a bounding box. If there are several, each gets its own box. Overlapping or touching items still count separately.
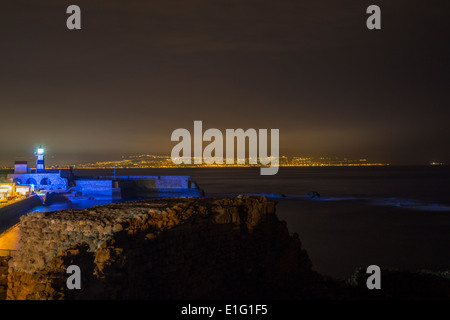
[34,146,45,173]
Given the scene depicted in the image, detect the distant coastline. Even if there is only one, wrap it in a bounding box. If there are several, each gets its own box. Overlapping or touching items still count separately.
[4,154,448,170]
[0,155,390,170]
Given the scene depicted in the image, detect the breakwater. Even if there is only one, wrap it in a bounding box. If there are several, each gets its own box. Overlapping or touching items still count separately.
[0,195,42,234]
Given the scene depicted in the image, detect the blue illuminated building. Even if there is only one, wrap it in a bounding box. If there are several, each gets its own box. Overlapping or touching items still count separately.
[6,147,203,202]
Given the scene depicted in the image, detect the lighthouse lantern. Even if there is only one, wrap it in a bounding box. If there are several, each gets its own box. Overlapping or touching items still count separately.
[35,146,46,173]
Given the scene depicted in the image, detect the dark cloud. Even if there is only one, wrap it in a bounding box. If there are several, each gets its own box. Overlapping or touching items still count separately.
[0,0,448,166]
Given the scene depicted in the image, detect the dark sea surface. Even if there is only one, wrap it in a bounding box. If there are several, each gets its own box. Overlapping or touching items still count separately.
[15,166,450,278]
[75,166,450,203]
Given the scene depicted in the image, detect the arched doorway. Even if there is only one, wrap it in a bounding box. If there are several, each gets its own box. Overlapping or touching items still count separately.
[13,178,22,185]
[26,178,37,185]
[40,178,51,185]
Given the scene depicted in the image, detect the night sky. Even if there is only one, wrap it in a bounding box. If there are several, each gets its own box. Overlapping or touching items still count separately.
[1,0,448,166]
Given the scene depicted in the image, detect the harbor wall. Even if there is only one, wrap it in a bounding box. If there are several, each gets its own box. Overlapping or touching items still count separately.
[0,195,42,234]
[82,176,190,188]
[75,180,121,200]
[154,176,189,189]
[76,176,198,200]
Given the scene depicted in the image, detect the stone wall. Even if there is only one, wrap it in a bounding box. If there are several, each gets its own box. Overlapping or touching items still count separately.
[7,173,68,190]
[117,176,190,188]
[154,176,189,188]
[75,179,121,200]
[6,196,318,300]
[0,195,43,234]
[75,176,197,200]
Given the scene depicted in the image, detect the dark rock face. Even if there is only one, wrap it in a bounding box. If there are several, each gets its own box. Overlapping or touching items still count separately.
[7,196,323,300]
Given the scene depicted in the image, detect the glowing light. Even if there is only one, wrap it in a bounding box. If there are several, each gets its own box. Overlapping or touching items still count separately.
[15,187,30,195]
[37,148,44,154]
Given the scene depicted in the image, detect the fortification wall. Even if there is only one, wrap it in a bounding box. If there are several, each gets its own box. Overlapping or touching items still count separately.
[6,196,315,300]
[118,176,190,189]
[75,180,121,200]
[8,173,68,190]
[76,176,196,199]
[155,176,189,188]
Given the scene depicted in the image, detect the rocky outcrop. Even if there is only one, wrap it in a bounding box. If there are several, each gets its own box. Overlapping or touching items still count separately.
[7,196,323,300]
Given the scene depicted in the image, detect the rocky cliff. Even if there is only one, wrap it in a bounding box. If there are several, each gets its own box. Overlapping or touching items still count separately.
[7,196,327,300]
